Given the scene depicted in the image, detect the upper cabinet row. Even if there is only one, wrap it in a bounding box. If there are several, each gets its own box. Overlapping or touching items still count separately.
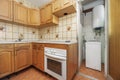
[0,0,40,26]
[0,0,76,27]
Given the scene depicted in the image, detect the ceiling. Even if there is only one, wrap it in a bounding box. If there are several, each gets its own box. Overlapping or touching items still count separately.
[81,0,97,5]
[26,0,52,8]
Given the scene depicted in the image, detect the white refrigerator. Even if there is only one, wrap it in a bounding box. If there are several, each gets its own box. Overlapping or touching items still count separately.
[85,41,101,71]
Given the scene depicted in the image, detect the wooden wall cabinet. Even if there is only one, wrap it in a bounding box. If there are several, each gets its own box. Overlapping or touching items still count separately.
[0,0,13,21]
[0,44,14,78]
[52,0,62,13]
[40,3,59,27]
[14,1,28,24]
[28,9,40,26]
[52,0,76,17]
[40,7,47,25]
[32,43,44,71]
[14,43,32,72]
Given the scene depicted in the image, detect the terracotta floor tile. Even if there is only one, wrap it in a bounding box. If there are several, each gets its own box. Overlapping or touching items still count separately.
[78,61,107,80]
[74,74,91,80]
[2,62,106,80]
[9,68,57,80]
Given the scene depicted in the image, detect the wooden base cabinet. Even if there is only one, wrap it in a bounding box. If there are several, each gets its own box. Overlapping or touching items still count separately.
[14,44,31,72]
[0,0,13,21]
[32,43,44,71]
[0,44,14,78]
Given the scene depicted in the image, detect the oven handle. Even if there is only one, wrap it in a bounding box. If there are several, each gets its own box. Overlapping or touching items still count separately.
[45,54,66,61]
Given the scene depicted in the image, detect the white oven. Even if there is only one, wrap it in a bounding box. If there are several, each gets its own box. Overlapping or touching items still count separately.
[44,47,67,80]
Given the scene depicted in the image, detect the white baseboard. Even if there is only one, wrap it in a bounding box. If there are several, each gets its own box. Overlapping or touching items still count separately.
[107,75,113,80]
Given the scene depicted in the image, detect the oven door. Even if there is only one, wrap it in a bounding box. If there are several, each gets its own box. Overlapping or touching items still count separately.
[45,54,66,80]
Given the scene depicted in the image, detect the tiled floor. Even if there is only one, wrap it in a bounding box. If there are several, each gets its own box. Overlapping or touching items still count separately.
[75,61,107,80]
[9,68,57,80]
[74,74,91,80]
[2,61,106,80]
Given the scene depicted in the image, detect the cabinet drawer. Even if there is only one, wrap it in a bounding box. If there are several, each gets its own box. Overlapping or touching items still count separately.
[0,44,14,49]
[15,43,30,48]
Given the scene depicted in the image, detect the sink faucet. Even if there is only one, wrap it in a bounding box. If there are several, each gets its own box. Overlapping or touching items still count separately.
[15,33,24,42]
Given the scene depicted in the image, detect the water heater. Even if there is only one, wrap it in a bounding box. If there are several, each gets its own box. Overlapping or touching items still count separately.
[93,5,105,29]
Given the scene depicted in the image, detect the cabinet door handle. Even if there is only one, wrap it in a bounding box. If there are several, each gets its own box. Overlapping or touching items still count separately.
[64,2,69,5]
[46,19,51,22]
[55,7,58,10]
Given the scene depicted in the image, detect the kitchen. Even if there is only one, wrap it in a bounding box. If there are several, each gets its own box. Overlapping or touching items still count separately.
[0,0,119,80]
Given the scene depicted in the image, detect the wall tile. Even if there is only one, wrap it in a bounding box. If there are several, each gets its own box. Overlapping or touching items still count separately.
[39,13,77,41]
[0,22,39,41]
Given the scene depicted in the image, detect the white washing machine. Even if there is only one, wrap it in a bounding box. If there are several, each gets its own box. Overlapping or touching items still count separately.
[85,41,101,71]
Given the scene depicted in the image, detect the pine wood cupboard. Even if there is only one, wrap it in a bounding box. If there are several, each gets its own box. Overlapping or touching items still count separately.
[0,0,13,21]
[32,43,44,71]
[40,3,59,27]
[28,9,40,26]
[14,43,32,72]
[52,0,76,17]
[0,44,14,78]
[14,1,28,25]
[0,0,76,26]
[52,0,61,13]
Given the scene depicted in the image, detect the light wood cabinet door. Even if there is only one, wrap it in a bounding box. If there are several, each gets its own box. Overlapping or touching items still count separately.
[40,7,47,24]
[62,0,72,8]
[37,44,44,71]
[0,0,13,21]
[32,49,38,66]
[14,1,28,24]
[28,9,40,26]
[32,44,44,71]
[52,0,61,13]
[15,47,30,72]
[45,4,52,23]
[0,51,13,78]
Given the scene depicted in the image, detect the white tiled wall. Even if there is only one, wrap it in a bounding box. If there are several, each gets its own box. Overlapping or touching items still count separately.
[0,22,39,41]
[39,13,77,41]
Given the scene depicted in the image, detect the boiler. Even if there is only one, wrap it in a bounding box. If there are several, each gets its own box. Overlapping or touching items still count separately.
[93,5,105,29]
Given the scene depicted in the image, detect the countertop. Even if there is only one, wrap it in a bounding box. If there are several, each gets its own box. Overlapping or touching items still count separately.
[0,40,77,45]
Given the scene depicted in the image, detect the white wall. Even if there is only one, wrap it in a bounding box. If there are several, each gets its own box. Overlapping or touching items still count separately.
[83,0,104,10]
[76,0,83,67]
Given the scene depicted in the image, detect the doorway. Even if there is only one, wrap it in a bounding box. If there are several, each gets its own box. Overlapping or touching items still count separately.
[76,0,108,79]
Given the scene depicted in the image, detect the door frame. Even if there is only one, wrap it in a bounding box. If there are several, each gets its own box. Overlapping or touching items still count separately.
[77,0,109,78]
